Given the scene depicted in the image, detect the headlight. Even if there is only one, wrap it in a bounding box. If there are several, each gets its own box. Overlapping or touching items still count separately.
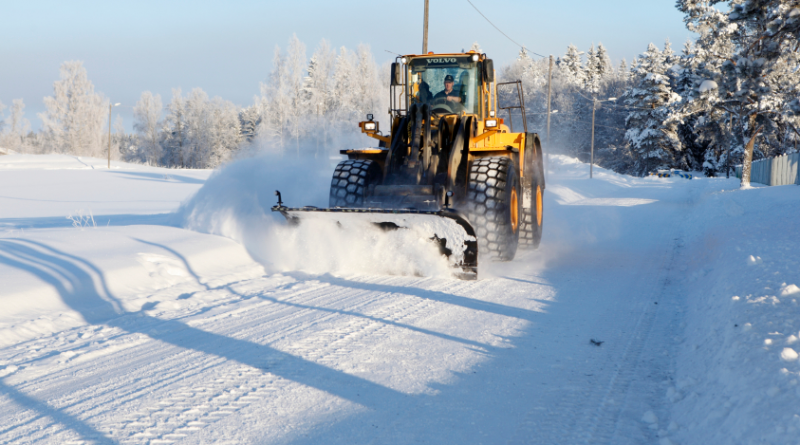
[364,122,377,131]
[472,54,479,62]
[401,57,407,64]
[485,119,497,128]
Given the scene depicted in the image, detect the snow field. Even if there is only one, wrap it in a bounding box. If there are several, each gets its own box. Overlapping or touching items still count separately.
[0,152,798,444]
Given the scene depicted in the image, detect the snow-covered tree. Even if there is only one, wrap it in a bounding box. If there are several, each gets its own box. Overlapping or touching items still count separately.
[133,91,163,165]
[624,41,683,175]
[182,88,211,168]
[331,46,357,122]
[205,97,241,167]
[0,99,31,151]
[39,61,107,156]
[263,45,291,150]
[161,89,187,167]
[585,44,600,94]
[354,44,381,118]
[286,34,307,154]
[304,39,335,118]
[558,44,585,86]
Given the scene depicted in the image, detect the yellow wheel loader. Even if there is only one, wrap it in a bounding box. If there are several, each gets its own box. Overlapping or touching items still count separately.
[272,51,545,279]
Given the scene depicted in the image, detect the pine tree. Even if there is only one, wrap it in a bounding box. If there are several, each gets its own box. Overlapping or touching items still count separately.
[617,59,629,82]
[585,44,600,94]
[559,44,586,87]
[596,43,613,79]
[624,43,683,175]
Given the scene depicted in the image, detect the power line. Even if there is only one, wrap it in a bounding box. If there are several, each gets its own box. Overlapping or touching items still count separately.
[465,0,546,59]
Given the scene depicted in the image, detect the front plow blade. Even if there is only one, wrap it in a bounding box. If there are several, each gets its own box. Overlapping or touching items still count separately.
[271,206,478,280]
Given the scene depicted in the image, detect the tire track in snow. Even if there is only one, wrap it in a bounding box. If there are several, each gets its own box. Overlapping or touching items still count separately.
[508,216,683,444]
[0,273,485,444]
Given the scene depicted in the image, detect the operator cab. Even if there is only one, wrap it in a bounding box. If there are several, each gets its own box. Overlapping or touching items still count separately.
[408,55,481,116]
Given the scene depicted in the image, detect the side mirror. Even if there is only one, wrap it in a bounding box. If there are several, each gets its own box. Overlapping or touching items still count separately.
[483,59,495,83]
[391,62,403,86]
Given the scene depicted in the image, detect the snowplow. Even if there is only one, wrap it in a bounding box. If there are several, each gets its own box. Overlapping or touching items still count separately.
[272,51,545,279]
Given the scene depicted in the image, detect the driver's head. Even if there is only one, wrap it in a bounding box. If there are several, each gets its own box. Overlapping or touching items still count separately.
[444,74,454,92]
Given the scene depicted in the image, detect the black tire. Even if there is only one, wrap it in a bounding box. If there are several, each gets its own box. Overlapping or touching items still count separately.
[463,157,521,261]
[519,178,544,249]
[520,133,544,249]
[329,160,382,207]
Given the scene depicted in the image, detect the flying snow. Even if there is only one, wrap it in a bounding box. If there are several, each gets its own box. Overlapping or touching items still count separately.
[179,152,453,278]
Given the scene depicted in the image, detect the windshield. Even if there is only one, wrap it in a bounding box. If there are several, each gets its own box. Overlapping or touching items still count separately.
[407,56,481,115]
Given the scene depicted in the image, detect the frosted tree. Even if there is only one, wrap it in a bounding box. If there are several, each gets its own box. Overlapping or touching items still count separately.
[205,97,241,167]
[584,44,600,94]
[662,39,677,68]
[263,45,291,150]
[624,41,683,175]
[721,0,800,185]
[354,44,381,118]
[558,44,585,87]
[331,46,357,123]
[161,89,186,167]
[617,59,629,82]
[636,44,666,76]
[1,99,31,151]
[469,42,482,53]
[596,44,613,78]
[239,105,261,143]
[670,2,737,174]
[286,34,307,154]
[182,88,211,168]
[304,39,335,118]
[133,91,163,165]
[302,40,336,153]
[673,0,800,180]
[39,61,107,155]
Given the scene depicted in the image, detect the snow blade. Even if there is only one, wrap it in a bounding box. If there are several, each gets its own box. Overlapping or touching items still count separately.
[271,205,478,280]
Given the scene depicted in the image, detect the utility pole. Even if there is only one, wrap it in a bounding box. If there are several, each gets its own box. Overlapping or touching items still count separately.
[590,98,596,179]
[108,104,112,169]
[546,55,553,169]
[422,0,429,54]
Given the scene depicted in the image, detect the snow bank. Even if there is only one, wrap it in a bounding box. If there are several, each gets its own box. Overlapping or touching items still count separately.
[179,153,453,278]
[667,183,800,443]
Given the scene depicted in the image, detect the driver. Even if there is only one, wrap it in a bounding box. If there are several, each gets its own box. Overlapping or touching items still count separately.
[433,74,462,104]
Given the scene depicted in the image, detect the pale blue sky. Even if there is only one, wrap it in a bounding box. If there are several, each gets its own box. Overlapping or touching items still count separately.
[1,0,693,130]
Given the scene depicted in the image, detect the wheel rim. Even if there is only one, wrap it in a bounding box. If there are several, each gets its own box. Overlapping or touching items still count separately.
[536,185,543,226]
[510,187,519,232]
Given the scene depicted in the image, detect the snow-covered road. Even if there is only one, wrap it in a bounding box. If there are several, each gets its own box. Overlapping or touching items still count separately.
[1,154,799,444]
